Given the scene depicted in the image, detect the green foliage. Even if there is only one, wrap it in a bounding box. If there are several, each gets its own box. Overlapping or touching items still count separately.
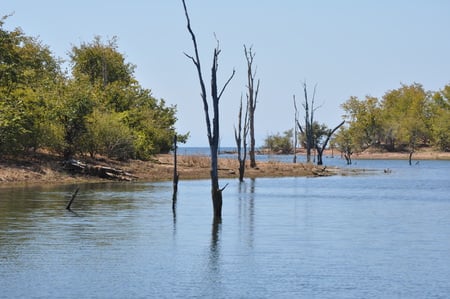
[0,16,187,160]
[430,87,450,151]
[82,110,134,160]
[0,16,62,155]
[70,36,135,86]
[263,130,293,154]
[335,83,449,153]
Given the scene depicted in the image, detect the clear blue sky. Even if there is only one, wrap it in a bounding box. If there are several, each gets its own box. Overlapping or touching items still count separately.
[3,1,450,146]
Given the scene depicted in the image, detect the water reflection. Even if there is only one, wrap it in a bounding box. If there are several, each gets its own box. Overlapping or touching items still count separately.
[1,161,450,298]
[238,178,255,248]
[207,217,222,292]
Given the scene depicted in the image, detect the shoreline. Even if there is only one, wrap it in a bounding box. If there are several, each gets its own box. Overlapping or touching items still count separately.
[0,150,448,187]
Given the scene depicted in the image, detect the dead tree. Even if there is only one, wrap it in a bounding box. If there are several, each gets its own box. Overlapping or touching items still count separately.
[66,187,80,210]
[244,45,260,168]
[344,150,353,165]
[234,94,249,182]
[297,82,318,163]
[172,134,179,211]
[315,121,345,165]
[293,95,299,163]
[182,0,235,219]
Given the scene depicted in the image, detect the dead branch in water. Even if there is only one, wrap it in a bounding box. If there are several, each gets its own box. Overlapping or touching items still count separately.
[66,187,80,210]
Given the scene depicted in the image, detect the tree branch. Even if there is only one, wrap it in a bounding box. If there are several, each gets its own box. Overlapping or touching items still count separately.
[218,69,236,100]
[182,0,212,140]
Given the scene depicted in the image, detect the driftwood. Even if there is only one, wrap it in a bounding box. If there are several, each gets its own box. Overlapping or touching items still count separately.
[64,159,138,181]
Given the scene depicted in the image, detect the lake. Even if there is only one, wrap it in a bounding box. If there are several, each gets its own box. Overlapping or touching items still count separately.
[1,159,450,298]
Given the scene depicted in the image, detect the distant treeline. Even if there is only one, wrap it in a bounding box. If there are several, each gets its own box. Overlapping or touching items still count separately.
[263,82,449,155]
[0,16,187,160]
[335,83,449,154]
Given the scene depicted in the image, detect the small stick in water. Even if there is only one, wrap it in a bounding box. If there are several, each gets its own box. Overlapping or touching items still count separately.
[66,187,80,210]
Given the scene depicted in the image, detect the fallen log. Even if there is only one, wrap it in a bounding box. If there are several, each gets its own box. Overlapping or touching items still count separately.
[63,159,138,181]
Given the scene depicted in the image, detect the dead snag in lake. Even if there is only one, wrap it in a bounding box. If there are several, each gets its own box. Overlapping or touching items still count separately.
[66,187,80,210]
[172,134,179,211]
[244,45,260,169]
[234,94,249,182]
[315,120,345,165]
[296,82,318,164]
[182,0,235,219]
[293,95,300,163]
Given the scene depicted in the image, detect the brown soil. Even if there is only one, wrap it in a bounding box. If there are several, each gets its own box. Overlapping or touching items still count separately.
[0,152,332,186]
[1,148,448,186]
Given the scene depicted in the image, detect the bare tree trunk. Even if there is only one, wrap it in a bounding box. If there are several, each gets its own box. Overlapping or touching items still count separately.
[182,0,235,219]
[244,45,260,168]
[409,130,417,166]
[300,82,317,163]
[172,134,179,211]
[235,95,249,182]
[293,95,299,163]
[344,150,352,165]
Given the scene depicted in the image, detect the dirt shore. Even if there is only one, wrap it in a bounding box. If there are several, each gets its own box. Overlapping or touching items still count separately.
[0,149,448,186]
[0,153,334,186]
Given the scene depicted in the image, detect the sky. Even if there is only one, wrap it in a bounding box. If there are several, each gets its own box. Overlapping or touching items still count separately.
[3,1,450,147]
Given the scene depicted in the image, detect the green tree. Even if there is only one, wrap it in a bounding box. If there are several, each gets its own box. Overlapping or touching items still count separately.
[430,85,450,151]
[0,15,61,155]
[263,130,293,154]
[333,126,355,164]
[70,36,134,87]
[70,37,186,159]
[55,78,94,159]
[1,17,186,160]
[381,83,432,163]
[82,109,134,159]
[341,95,382,151]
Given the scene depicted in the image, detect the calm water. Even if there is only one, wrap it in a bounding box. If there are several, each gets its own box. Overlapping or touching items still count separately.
[1,160,450,298]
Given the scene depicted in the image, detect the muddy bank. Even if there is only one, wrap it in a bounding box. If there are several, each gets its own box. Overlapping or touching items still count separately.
[0,153,332,186]
[1,149,447,186]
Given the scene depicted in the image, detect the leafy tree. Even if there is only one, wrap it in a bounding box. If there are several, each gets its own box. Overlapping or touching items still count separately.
[430,85,450,151]
[0,15,61,155]
[336,83,446,163]
[333,126,355,164]
[263,130,293,154]
[341,96,383,150]
[82,109,134,159]
[70,36,134,87]
[381,83,432,163]
[70,37,186,159]
[1,16,187,161]
[55,78,94,159]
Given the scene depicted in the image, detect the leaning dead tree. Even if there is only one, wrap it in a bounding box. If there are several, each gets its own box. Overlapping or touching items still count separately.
[315,120,345,165]
[66,187,79,211]
[244,45,260,168]
[182,0,235,218]
[234,94,249,182]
